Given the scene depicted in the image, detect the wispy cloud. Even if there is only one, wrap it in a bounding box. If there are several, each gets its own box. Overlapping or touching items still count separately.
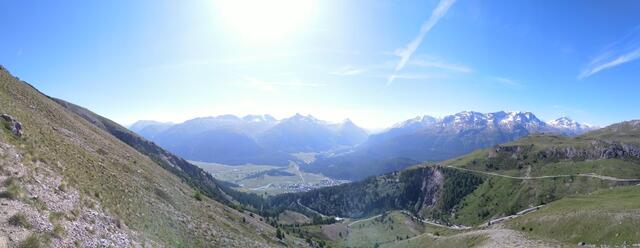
[332,66,367,76]
[492,76,521,87]
[579,26,640,79]
[388,0,457,85]
[409,58,472,73]
[384,73,444,82]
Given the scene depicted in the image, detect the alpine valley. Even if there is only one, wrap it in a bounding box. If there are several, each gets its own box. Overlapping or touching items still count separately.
[1,62,640,247]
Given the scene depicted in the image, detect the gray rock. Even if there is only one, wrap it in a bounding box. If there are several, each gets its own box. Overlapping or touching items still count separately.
[1,114,22,137]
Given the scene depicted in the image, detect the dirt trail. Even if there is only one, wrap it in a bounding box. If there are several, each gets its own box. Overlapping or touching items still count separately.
[474,227,558,248]
[447,165,640,182]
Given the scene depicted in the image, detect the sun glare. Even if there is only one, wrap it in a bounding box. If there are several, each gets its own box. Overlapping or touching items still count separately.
[214,0,315,43]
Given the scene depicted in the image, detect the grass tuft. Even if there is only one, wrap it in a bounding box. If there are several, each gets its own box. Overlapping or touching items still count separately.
[0,177,26,200]
[8,213,31,228]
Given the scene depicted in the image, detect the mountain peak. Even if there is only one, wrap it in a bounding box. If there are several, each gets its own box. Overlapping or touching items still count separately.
[242,114,277,123]
[288,113,320,122]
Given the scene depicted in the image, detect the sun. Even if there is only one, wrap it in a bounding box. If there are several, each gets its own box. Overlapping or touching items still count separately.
[213,0,315,43]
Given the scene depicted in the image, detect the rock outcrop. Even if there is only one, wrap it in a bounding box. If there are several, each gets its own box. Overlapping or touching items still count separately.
[1,114,22,137]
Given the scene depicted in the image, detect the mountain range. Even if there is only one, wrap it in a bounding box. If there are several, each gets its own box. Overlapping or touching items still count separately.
[304,111,597,180]
[130,113,368,165]
[1,65,637,247]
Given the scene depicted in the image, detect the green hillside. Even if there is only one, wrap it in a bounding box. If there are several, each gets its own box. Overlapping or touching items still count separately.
[263,120,640,246]
[0,66,301,247]
[506,185,640,246]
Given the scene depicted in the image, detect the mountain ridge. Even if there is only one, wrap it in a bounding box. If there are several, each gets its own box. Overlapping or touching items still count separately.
[304,111,598,180]
[131,113,369,165]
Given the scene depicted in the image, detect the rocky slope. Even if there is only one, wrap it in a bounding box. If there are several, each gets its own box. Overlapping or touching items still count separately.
[0,142,146,247]
[0,65,303,247]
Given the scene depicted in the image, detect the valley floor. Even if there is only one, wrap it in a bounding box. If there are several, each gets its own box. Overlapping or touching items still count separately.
[192,161,349,195]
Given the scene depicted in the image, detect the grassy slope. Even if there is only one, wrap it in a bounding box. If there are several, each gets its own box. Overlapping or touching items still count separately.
[507,185,640,246]
[340,211,426,247]
[0,66,291,247]
[438,126,640,226]
[387,232,487,248]
[451,175,627,225]
[52,98,233,204]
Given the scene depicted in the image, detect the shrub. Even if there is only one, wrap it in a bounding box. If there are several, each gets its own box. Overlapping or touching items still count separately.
[52,224,65,238]
[0,177,25,200]
[193,191,203,201]
[19,234,45,248]
[8,213,31,228]
[49,212,65,223]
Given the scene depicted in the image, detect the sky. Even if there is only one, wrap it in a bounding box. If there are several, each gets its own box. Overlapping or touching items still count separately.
[1,0,639,129]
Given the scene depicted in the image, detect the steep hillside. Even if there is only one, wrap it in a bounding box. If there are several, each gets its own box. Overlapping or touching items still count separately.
[267,166,484,223]
[0,66,302,247]
[306,111,598,180]
[52,98,233,205]
[506,185,640,246]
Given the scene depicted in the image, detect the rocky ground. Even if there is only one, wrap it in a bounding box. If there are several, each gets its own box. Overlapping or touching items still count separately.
[0,142,148,247]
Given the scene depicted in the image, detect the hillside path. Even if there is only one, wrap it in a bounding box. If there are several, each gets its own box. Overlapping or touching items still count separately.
[446,166,640,182]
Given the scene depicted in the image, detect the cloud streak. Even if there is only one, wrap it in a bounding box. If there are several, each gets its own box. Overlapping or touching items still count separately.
[409,58,471,73]
[388,0,457,85]
[579,26,640,79]
[332,66,367,76]
[492,76,521,87]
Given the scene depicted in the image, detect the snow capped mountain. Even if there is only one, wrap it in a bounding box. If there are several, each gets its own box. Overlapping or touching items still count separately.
[242,114,277,123]
[389,111,593,135]
[547,117,595,135]
[437,111,547,132]
[392,115,437,129]
[309,111,598,180]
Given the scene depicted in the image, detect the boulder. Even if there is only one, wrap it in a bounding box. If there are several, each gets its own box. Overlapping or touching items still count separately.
[1,114,23,137]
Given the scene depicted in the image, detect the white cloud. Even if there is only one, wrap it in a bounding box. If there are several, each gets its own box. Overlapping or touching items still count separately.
[388,0,457,85]
[579,26,640,79]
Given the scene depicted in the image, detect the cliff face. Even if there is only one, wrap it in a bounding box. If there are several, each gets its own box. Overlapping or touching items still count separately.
[491,141,640,162]
[269,166,482,224]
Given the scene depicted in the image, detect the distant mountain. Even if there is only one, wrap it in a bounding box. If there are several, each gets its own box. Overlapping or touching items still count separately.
[304,111,596,180]
[150,115,287,165]
[547,116,596,135]
[129,120,173,139]
[333,119,369,146]
[257,114,368,153]
[133,113,369,165]
[269,119,640,232]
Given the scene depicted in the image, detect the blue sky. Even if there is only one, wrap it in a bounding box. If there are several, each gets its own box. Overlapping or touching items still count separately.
[1,0,639,129]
